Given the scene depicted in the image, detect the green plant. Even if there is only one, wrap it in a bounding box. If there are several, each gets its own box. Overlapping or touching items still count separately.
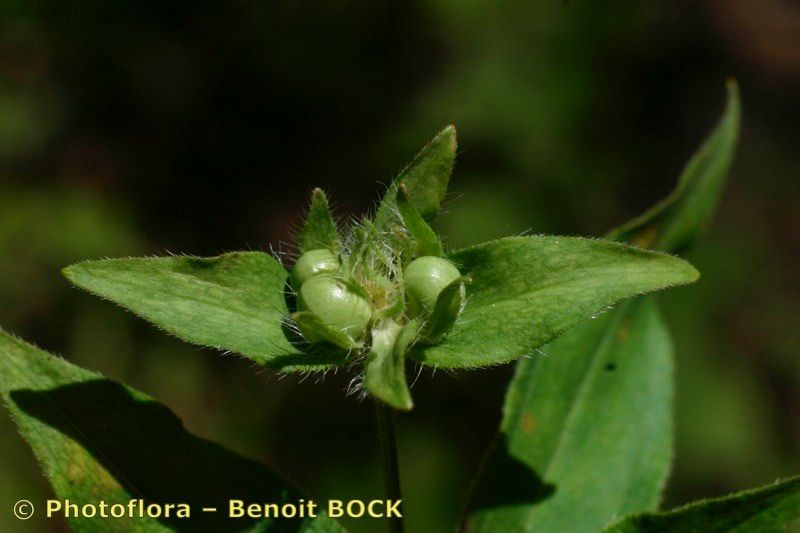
[2,80,798,532]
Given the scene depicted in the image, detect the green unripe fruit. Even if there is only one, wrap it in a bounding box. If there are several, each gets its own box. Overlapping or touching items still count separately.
[292,249,340,287]
[403,256,461,314]
[298,276,371,340]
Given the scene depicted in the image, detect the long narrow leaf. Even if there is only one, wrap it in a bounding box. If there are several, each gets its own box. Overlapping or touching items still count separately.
[467,81,740,531]
[463,80,741,533]
[607,79,740,253]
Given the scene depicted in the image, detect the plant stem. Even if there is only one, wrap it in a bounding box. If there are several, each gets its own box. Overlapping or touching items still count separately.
[375,399,403,533]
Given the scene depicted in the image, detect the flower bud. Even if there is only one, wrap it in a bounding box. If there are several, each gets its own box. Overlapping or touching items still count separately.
[403,256,461,315]
[291,249,340,287]
[297,276,371,340]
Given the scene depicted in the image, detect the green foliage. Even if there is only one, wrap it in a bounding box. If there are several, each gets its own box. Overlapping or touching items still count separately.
[298,188,340,254]
[604,476,800,532]
[373,125,456,229]
[2,113,766,532]
[395,184,444,258]
[63,252,304,368]
[364,319,418,410]
[61,127,697,390]
[464,298,672,532]
[414,236,697,368]
[0,329,342,532]
[419,276,467,344]
[606,79,741,253]
[462,81,770,533]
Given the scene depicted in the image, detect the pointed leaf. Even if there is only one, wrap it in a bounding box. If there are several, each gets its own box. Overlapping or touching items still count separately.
[420,277,466,343]
[0,329,344,532]
[291,311,359,351]
[464,298,673,531]
[604,476,800,532]
[396,184,444,257]
[374,125,456,229]
[62,252,323,371]
[607,79,740,253]
[364,320,417,411]
[298,188,340,254]
[411,236,698,368]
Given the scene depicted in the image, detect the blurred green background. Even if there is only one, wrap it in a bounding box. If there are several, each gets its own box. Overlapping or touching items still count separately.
[1,1,799,531]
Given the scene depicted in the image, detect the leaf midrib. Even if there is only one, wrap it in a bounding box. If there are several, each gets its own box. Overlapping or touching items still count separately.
[517,307,626,529]
[81,267,285,323]
[464,262,671,312]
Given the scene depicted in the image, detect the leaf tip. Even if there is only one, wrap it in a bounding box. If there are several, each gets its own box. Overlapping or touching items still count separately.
[725,77,739,99]
[724,77,741,124]
[61,263,79,283]
[440,124,457,151]
[653,251,700,286]
[688,264,701,283]
[675,258,701,285]
[386,396,414,411]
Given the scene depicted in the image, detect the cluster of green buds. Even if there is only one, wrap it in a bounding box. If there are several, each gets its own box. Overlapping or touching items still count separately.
[277,126,468,410]
[288,194,467,355]
[291,249,371,346]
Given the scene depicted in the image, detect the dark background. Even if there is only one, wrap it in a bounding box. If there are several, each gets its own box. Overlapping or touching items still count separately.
[1,1,799,531]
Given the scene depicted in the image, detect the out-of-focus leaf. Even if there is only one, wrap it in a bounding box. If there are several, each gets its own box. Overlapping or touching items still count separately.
[0,90,62,158]
[606,79,740,253]
[364,320,416,411]
[374,125,456,229]
[62,252,321,370]
[0,188,143,329]
[298,188,340,254]
[396,184,444,257]
[464,298,673,532]
[0,329,344,532]
[411,236,698,368]
[604,476,800,532]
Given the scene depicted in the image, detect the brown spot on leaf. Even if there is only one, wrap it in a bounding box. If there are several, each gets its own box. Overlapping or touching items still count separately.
[617,323,630,342]
[522,414,536,433]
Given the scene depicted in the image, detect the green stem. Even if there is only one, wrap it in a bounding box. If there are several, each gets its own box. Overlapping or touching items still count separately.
[375,399,403,533]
